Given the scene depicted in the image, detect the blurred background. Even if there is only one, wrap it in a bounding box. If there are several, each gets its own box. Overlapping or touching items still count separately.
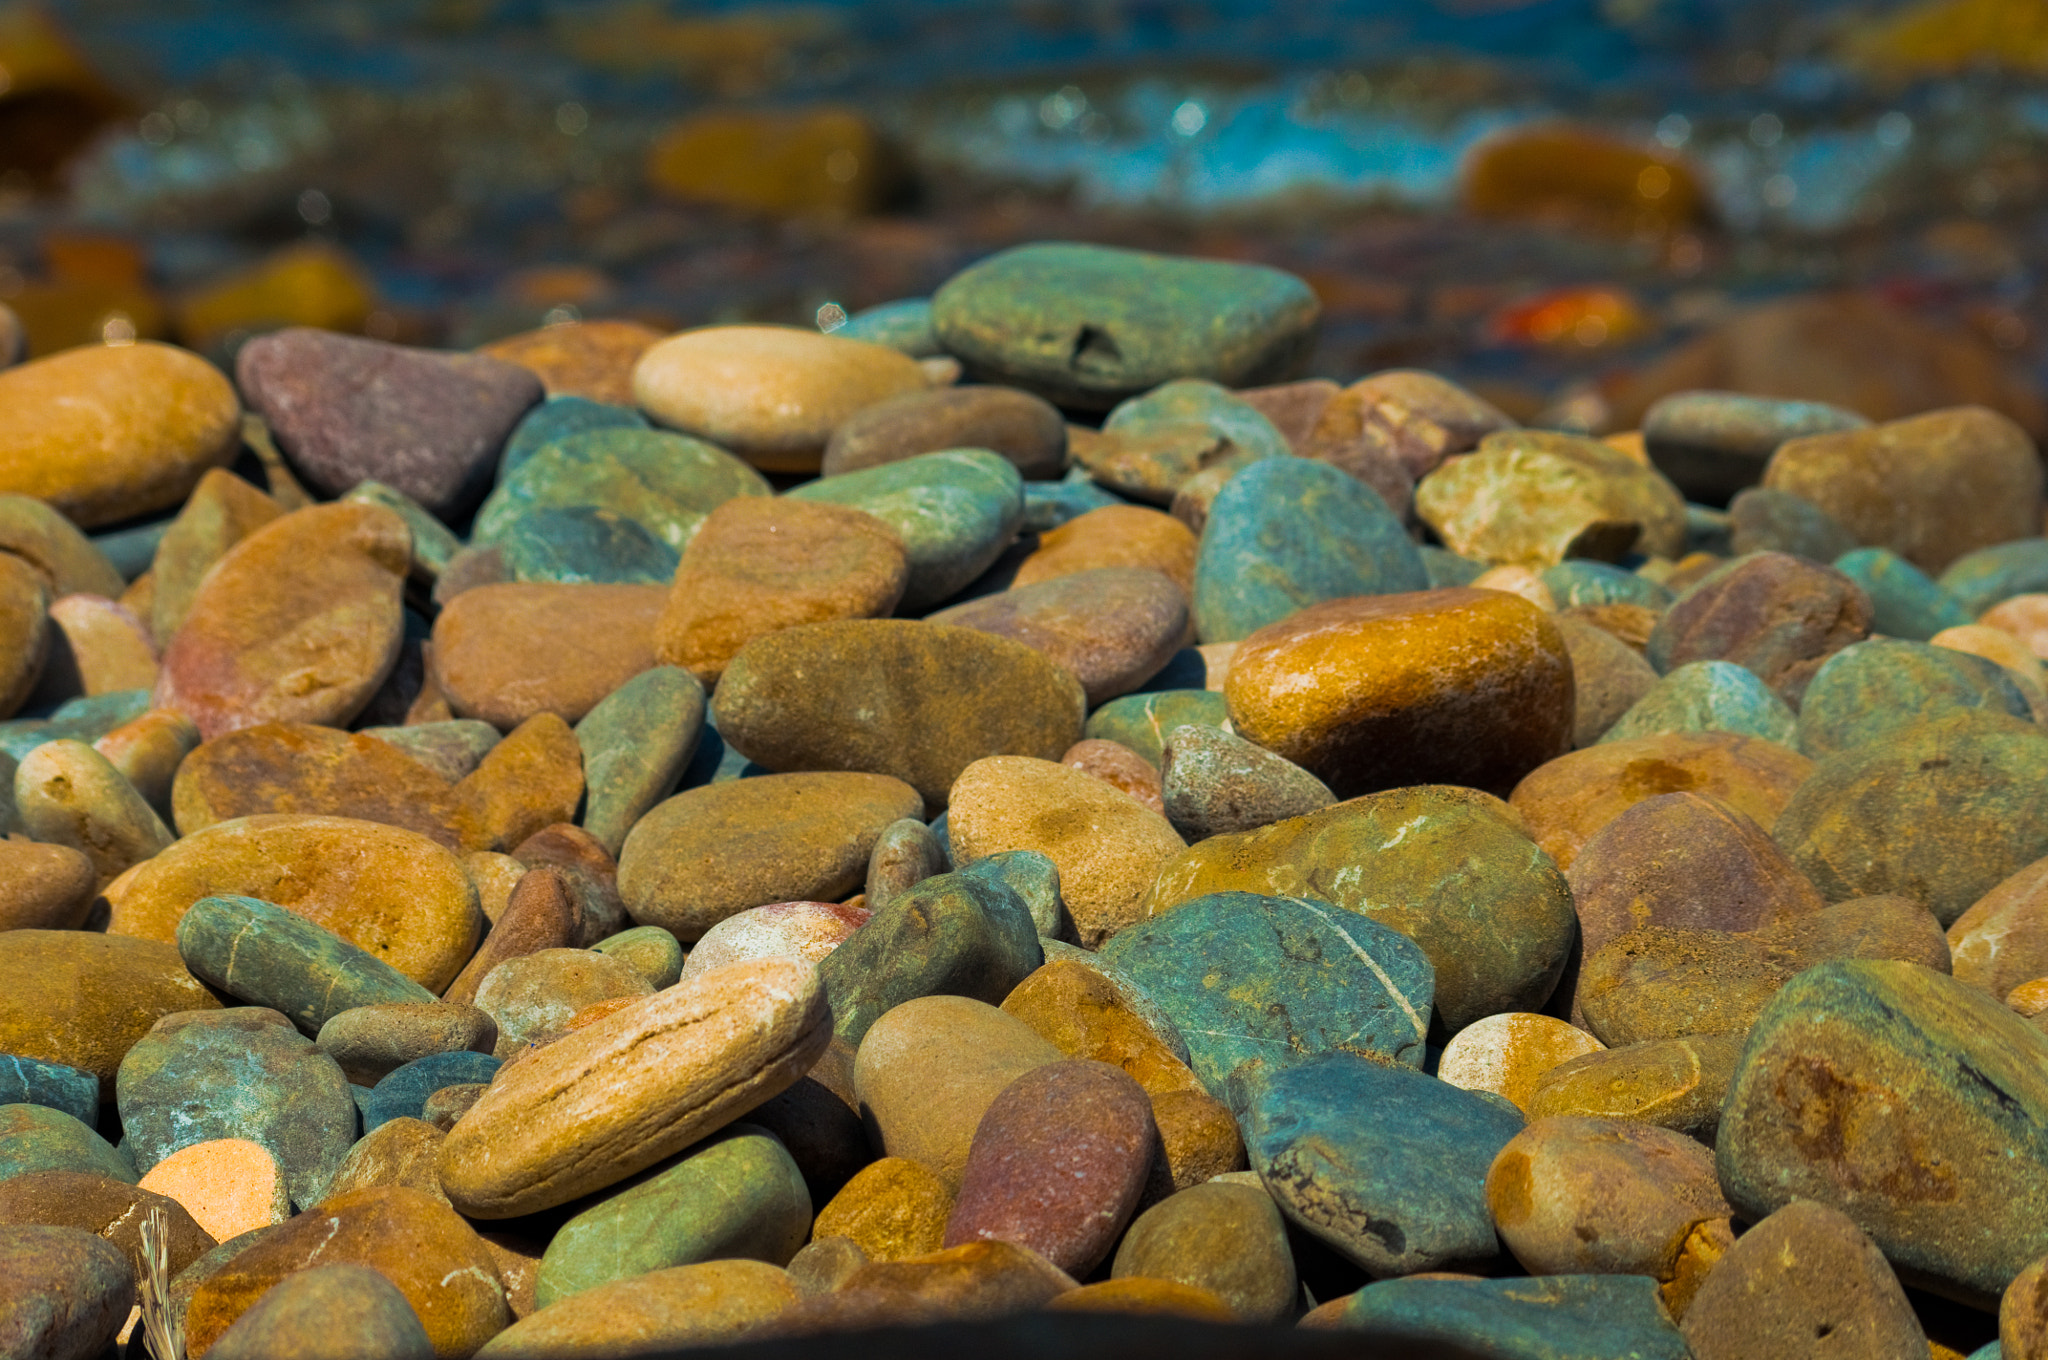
[5,0,2048,434]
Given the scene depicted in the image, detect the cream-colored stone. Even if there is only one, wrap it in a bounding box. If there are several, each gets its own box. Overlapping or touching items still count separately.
[1436,1012,1607,1113]
[136,1138,290,1242]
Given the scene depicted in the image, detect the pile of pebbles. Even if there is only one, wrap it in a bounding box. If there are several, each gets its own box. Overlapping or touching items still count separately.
[2,239,2047,1360]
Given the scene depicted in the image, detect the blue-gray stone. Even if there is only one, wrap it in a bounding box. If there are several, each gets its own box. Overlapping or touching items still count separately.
[1940,538,2048,618]
[494,505,680,585]
[501,395,648,478]
[1099,892,1434,1095]
[361,1050,502,1132]
[1238,1051,1521,1276]
[90,517,171,582]
[0,1054,97,1125]
[1105,379,1292,464]
[1192,457,1426,643]
[1598,659,1797,747]
[1728,485,1861,562]
[1796,639,2032,760]
[1420,545,1487,589]
[1541,560,1674,611]
[836,298,941,357]
[1334,1274,1690,1358]
[0,690,151,761]
[1021,471,1123,534]
[1834,547,1971,641]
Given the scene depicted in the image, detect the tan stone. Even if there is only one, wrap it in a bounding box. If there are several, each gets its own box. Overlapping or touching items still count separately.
[814,1157,955,1263]
[1436,1012,1607,1113]
[927,569,1190,707]
[0,495,124,599]
[95,709,200,813]
[324,1117,450,1205]
[1983,594,2048,660]
[438,956,831,1218]
[633,326,931,473]
[475,1258,796,1358]
[0,838,96,930]
[0,553,47,717]
[465,852,526,926]
[0,1170,216,1283]
[14,739,172,887]
[478,319,664,407]
[0,341,240,528]
[136,1139,289,1242]
[37,594,157,699]
[679,901,870,984]
[103,814,482,993]
[1012,504,1198,596]
[473,947,653,1059]
[442,868,579,1008]
[0,930,218,1083]
[431,582,665,729]
[148,469,284,648]
[767,1240,1075,1332]
[1471,564,1556,610]
[1417,429,1688,567]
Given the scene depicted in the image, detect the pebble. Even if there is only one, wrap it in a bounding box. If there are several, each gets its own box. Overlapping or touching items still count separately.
[814,1157,955,1262]
[1059,738,1166,816]
[177,894,438,1034]
[1328,1273,1689,1356]
[787,448,1024,611]
[0,1054,97,1125]
[1727,484,1861,561]
[153,502,410,738]
[38,593,158,702]
[438,956,829,1218]
[496,394,646,476]
[1798,637,2031,759]
[323,1117,447,1203]
[679,902,869,984]
[1224,587,1573,799]
[1836,545,1974,640]
[1082,688,1228,767]
[15,737,172,885]
[0,1103,135,1183]
[591,924,684,990]
[1647,550,1875,706]
[0,930,218,1085]
[1416,429,1688,567]
[95,707,202,813]
[0,1170,212,1293]
[930,241,1320,409]
[0,554,48,719]
[0,341,240,528]
[864,816,948,911]
[1436,1013,1607,1113]
[1110,1180,1295,1323]
[1012,503,1198,596]
[1950,858,2048,1002]
[767,1239,1076,1331]
[480,319,664,408]
[1765,405,2043,573]
[431,582,666,728]
[1597,659,1797,747]
[170,723,458,845]
[535,1123,809,1305]
[1527,1032,1745,1144]
[823,384,1066,479]
[313,1002,496,1087]
[1142,787,1572,1032]
[619,771,919,939]
[929,567,1188,706]
[205,1262,436,1360]
[136,1138,291,1242]
[0,1225,134,1360]
[1555,614,1659,746]
[479,1258,797,1359]
[0,833,96,930]
[711,620,1085,810]
[1943,538,2048,618]
[573,665,704,857]
[1157,722,1334,839]
[632,325,931,473]
[148,469,284,647]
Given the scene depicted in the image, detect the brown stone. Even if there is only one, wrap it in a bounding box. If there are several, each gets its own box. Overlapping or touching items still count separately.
[1508,731,1814,871]
[474,946,654,1059]
[478,319,664,406]
[479,1232,544,1320]
[863,818,946,913]
[148,469,284,648]
[1225,586,1574,799]
[1646,551,1874,706]
[0,1225,133,1359]
[814,1157,955,1263]
[1950,856,2048,1003]
[654,497,908,684]
[1561,601,1659,655]
[823,384,1066,479]
[1556,614,1658,748]
[183,1186,509,1360]
[103,814,483,994]
[315,1002,497,1086]
[170,723,465,848]
[323,1118,450,1205]
[511,823,627,946]
[0,930,218,1083]
[0,341,240,528]
[1045,1278,1237,1320]
[1527,1033,1746,1144]
[0,1169,215,1283]
[948,755,1186,947]
[928,568,1189,706]
[37,594,157,700]
[1110,1180,1295,1323]
[94,708,201,813]
[0,553,47,717]
[1059,738,1165,815]
[464,853,525,926]
[999,961,1199,1101]
[431,582,665,730]
[450,714,583,854]
[443,868,580,1007]
[0,838,96,931]
[154,502,409,738]
[1765,406,2043,573]
[1311,369,1512,481]
[766,1240,1075,1332]
[1011,504,1199,597]
[473,1258,797,1358]
[1685,1200,1926,1360]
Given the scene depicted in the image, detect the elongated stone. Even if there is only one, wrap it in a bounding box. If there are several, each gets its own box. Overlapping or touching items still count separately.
[176,895,437,1036]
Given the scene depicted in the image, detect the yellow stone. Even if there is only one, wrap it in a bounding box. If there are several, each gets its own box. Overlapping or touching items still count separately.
[176,243,377,352]
[813,1157,955,1263]
[647,107,894,218]
[1435,1012,1607,1113]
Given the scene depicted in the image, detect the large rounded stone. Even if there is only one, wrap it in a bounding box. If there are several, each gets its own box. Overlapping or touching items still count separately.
[14,738,172,887]
[1555,614,1658,749]
[0,931,218,1085]
[0,553,47,718]
[1158,723,1335,841]
[0,341,239,527]
[154,503,409,738]
[205,1263,435,1360]
[710,620,1085,811]
[1436,1012,1606,1114]
[679,903,866,984]
[618,772,921,940]
[1797,637,2030,761]
[431,582,666,729]
[1110,1181,1295,1324]
[1225,587,1573,799]
[1647,551,1874,707]
[928,568,1187,706]
[1599,660,1797,748]
[315,1003,497,1087]
[0,1104,136,1184]
[0,1169,217,1283]
[171,722,465,847]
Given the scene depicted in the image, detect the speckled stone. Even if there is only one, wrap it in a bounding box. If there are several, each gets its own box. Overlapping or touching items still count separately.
[1142,787,1572,1032]
[824,384,1066,479]
[171,724,463,845]
[431,581,667,730]
[0,1104,136,1184]
[1058,738,1166,816]
[813,1157,954,1263]
[0,1054,97,1125]
[1110,1180,1296,1324]
[474,947,653,1058]
[15,737,173,886]
[765,1239,1076,1331]
[489,505,682,586]
[930,242,1320,409]
[1158,723,1334,840]
[0,931,219,1085]
[205,1262,436,1360]
[710,620,1085,811]
[1225,587,1573,799]
[865,817,946,912]
[1329,1273,1689,1356]
[1556,615,1658,748]
[1082,689,1228,768]
[787,449,1024,611]
[1647,550,1874,707]
[1436,1013,1606,1114]
[1598,659,1797,747]
[572,665,705,857]
[929,568,1188,706]
[323,1116,448,1204]
[1417,429,1688,567]
[1801,639,2031,766]
[472,425,770,553]
[1527,1033,1745,1144]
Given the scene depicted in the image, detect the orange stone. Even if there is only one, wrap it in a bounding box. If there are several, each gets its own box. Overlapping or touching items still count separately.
[1045,1278,1237,1320]
[478,319,665,407]
[1059,738,1164,815]
[136,1138,290,1242]
[450,713,585,853]
[39,594,157,699]
[1012,504,1199,597]
[170,722,466,848]
[431,582,666,729]
[148,467,285,648]
[813,1157,955,1263]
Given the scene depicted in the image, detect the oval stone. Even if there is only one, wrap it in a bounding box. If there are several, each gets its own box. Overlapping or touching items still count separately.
[710,620,1085,810]
[679,902,869,984]
[823,384,1065,479]
[0,1225,133,1360]
[205,1263,434,1360]
[1599,660,1797,748]
[0,1104,136,1184]
[1436,1013,1606,1114]
[1109,1180,1295,1324]
[0,931,218,1085]
[1647,551,1874,707]
[0,341,239,527]
[170,723,464,848]
[787,449,1024,611]
[1528,1034,1744,1145]
[1013,503,1198,596]
[1556,614,1658,747]
[1836,546,1973,641]
[1226,587,1572,799]
[1416,429,1688,567]
[478,1258,797,1359]
[472,426,770,553]
[153,502,409,738]
[314,1002,496,1087]
[573,665,706,858]
[813,1157,954,1263]
[431,582,666,729]
[14,737,172,886]
[1158,723,1335,841]
[1797,638,2030,760]
[177,895,437,1035]
[928,568,1187,706]
[1950,857,2048,1003]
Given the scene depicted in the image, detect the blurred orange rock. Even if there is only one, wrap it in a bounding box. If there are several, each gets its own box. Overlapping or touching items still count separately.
[648,107,898,218]
[177,243,377,353]
[1845,0,2048,77]
[0,7,129,190]
[480,319,666,407]
[3,278,167,357]
[1463,124,1706,235]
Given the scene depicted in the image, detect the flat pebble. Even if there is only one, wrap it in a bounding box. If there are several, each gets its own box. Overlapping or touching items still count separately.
[1013,503,1197,596]
[176,894,437,1034]
[1599,659,1797,747]
[0,930,218,1085]
[787,448,1024,611]
[1528,1033,1744,1144]
[1330,1273,1689,1356]
[1417,428,1687,567]
[431,582,666,728]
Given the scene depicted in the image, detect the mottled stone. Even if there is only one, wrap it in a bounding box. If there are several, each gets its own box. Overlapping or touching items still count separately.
[1331,1273,1689,1356]
[1142,787,1571,1032]
[497,396,649,478]
[0,1054,96,1125]
[104,814,483,994]
[0,1104,135,1184]
[1528,1033,1744,1144]
[1013,504,1198,597]
[0,341,239,528]
[1159,723,1334,840]
[766,1239,1076,1331]
[0,1225,133,1360]
[442,867,580,1009]
[1836,546,1973,641]
[1644,390,1869,504]
[1110,1180,1294,1323]
[1437,1013,1606,1114]
[315,1002,495,1087]
[430,582,665,730]
[479,1259,796,1359]
[930,242,1320,409]
[824,384,1065,479]
[865,817,947,912]
[711,620,1085,810]
[678,902,867,984]
[148,470,286,647]
[448,712,585,855]
[1647,550,1874,707]
[177,894,437,1036]
[1508,731,1813,871]
[1082,689,1228,767]
[238,328,541,517]
[1417,429,1687,567]
[206,1262,435,1360]
[1225,588,1573,799]
[814,1157,954,1263]
[1599,660,1797,747]
[34,593,157,703]
[633,325,930,473]
[473,425,769,555]
[359,1050,503,1132]
[439,956,830,1218]
[1057,738,1165,816]
[171,723,463,847]
[323,1116,447,1204]
[474,947,652,1059]
[135,1139,288,1244]
[0,931,218,1085]
[512,823,628,947]
[572,665,704,858]
[1801,640,2031,767]
[481,319,664,408]
[1556,614,1658,747]
[1727,484,1862,562]
[14,738,170,886]
[1539,559,1672,612]
[1765,406,2044,573]
[153,503,408,738]
[0,554,49,719]
[1942,538,2048,619]
[590,926,682,991]
[1719,960,2048,1304]
[930,568,1187,706]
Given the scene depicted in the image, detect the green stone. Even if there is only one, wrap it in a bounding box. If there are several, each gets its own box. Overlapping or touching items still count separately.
[592,926,684,991]
[472,426,769,552]
[0,689,151,761]
[575,665,707,857]
[176,896,437,1037]
[838,298,941,357]
[0,1103,134,1184]
[1082,689,1229,767]
[1420,546,1487,589]
[1598,660,1797,747]
[1728,486,1861,562]
[787,448,1024,612]
[1795,639,2030,761]
[359,720,500,784]
[1332,1274,1689,1358]
[1939,537,2048,618]
[1833,547,1971,641]
[535,1124,809,1306]
[1104,379,1292,463]
[494,505,680,585]
[1540,560,1673,611]
[931,241,1320,409]
[500,396,648,478]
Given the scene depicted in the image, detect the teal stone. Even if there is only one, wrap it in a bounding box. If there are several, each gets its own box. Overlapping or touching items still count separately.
[1684,502,1733,557]
[90,516,170,581]
[930,241,1321,409]
[1082,690,1228,767]
[535,1123,809,1306]
[816,860,1042,1045]
[1036,940,1189,1064]
[1940,537,2048,617]
[116,1009,357,1209]
[1971,1345,2005,1359]
[473,426,769,552]
[1795,639,2030,760]
[1420,545,1487,589]
[360,1050,501,1132]
[500,395,648,477]
[0,689,151,760]
[1775,709,2048,926]
[1598,660,1797,746]
[950,849,1066,940]
[1718,960,2048,1305]
[176,896,438,1036]
[1192,457,1426,643]
[342,480,461,579]
[0,1054,97,1125]
[1540,560,1674,611]
[787,448,1025,612]
[1022,472,1122,534]
[1334,1274,1690,1358]
[493,505,680,585]
[0,1102,134,1183]
[1833,547,1971,641]
[359,719,500,783]
[1099,893,1434,1094]
[592,926,684,991]
[1728,486,1861,562]
[1238,1052,1521,1276]
[836,298,941,357]
[1104,379,1292,464]
[574,665,707,856]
